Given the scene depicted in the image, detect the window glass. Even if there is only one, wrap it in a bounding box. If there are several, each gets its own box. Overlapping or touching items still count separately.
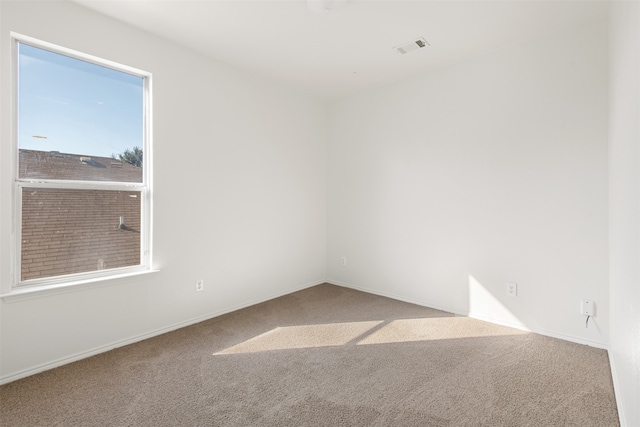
[18,43,144,182]
[21,188,141,281]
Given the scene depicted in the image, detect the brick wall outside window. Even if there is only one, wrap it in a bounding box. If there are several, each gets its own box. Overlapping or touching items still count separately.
[19,150,143,281]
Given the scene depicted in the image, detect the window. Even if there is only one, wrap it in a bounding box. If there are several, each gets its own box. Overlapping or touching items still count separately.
[12,34,152,288]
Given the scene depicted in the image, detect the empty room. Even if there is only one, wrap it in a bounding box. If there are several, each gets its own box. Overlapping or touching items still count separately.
[0,0,638,425]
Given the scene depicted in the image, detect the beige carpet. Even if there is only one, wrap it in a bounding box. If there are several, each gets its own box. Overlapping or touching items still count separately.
[0,284,619,426]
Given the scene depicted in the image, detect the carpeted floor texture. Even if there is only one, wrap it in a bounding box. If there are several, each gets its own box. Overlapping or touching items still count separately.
[0,283,619,426]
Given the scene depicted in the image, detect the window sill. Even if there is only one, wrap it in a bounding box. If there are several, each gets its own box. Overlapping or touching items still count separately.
[0,269,159,303]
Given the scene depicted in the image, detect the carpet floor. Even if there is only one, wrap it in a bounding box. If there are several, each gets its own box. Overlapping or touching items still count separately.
[0,283,619,426]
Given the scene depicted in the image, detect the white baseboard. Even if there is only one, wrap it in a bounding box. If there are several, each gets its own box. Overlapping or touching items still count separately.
[0,279,324,385]
[466,311,608,349]
[608,350,627,427]
[328,279,608,349]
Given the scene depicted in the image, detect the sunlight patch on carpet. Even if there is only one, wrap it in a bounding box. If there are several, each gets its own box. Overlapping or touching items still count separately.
[356,317,527,346]
[214,321,383,355]
[214,317,528,355]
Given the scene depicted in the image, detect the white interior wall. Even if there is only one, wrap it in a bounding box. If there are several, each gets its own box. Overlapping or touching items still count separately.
[327,20,610,347]
[1,5,635,421]
[0,1,327,382]
[609,2,640,425]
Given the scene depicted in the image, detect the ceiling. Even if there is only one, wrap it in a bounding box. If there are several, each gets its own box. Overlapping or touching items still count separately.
[72,0,610,100]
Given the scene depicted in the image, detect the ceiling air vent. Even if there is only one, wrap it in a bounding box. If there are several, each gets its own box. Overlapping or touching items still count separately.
[393,37,430,54]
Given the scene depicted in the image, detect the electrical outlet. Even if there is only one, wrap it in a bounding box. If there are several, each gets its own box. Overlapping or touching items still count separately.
[506,282,517,297]
[195,280,204,292]
[341,256,347,266]
[581,299,594,316]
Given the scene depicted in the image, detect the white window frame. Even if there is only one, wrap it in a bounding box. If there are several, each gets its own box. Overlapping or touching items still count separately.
[10,33,153,290]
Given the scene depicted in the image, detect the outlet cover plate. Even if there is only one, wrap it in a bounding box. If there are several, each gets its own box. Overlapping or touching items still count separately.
[195,280,204,292]
[506,282,517,297]
[581,299,594,316]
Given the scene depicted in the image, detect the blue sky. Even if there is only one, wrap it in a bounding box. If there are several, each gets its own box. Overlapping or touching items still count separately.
[18,43,144,158]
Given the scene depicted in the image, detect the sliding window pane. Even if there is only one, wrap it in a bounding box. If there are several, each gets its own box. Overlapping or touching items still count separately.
[21,188,141,281]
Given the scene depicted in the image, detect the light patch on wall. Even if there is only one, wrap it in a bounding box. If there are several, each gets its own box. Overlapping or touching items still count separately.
[468,275,523,327]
